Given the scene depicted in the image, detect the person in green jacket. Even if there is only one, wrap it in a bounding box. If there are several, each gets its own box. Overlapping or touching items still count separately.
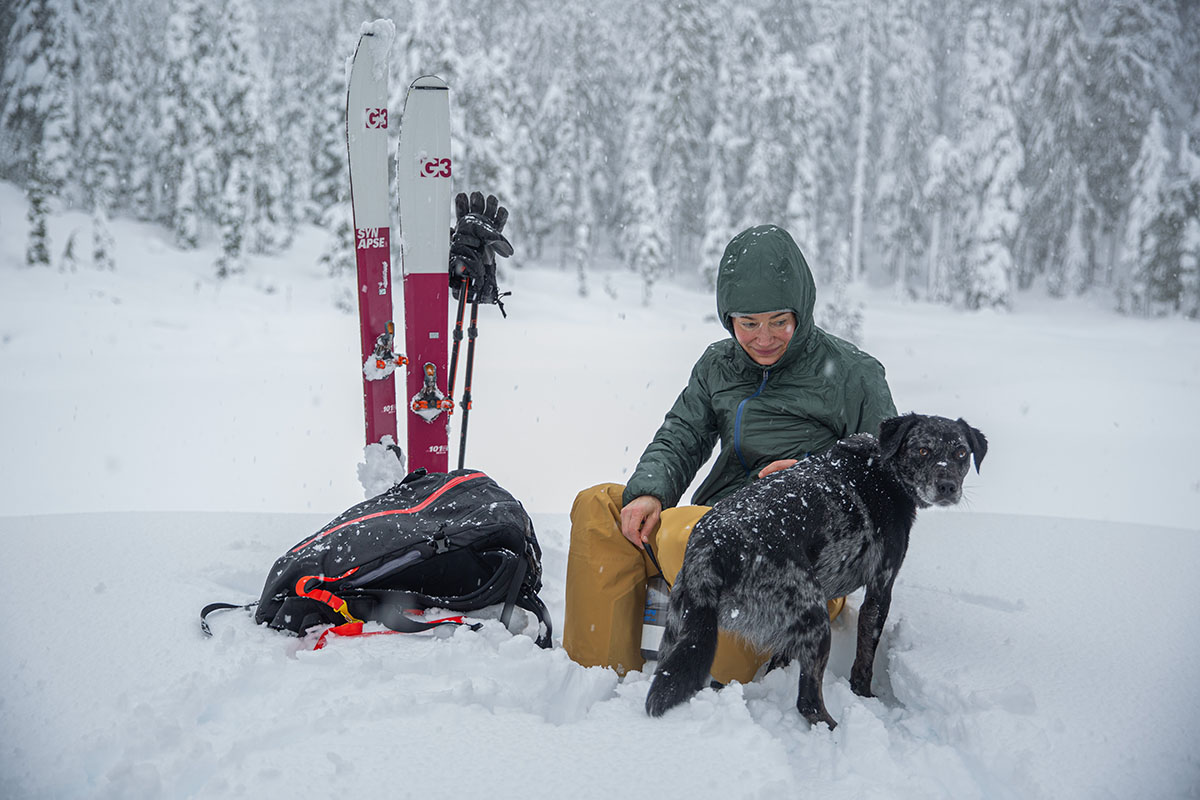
[562,224,897,683]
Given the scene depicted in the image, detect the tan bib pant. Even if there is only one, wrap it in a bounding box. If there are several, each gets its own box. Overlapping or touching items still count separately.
[563,483,845,683]
[563,483,783,684]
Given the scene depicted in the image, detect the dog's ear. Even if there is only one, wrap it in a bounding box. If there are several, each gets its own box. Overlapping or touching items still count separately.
[956,418,988,473]
[878,414,922,462]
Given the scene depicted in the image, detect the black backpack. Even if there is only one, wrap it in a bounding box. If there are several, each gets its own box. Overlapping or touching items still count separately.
[201,468,552,648]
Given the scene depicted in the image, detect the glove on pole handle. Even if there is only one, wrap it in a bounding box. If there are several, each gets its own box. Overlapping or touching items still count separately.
[457,299,480,470]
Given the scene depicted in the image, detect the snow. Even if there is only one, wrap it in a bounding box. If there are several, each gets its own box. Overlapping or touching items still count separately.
[356,434,406,497]
[1,181,1199,798]
[358,19,395,83]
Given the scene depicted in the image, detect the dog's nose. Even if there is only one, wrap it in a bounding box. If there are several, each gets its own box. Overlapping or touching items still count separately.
[935,479,958,499]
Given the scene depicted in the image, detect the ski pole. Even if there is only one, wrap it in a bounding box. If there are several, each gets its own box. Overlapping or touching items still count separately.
[445,278,469,408]
[457,299,480,470]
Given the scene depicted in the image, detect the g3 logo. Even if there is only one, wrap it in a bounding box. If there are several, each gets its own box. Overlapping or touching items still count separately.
[421,157,452,178]
[364,108,387,129]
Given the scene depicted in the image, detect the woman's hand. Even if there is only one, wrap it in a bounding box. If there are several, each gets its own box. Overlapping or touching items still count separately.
[620,495,662,549]
[757,459,799,479]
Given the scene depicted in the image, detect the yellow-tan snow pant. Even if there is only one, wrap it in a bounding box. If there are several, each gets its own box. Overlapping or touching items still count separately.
[562,483,845,684]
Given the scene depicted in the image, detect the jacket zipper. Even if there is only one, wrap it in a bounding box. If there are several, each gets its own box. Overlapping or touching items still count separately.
[733,369,770,476]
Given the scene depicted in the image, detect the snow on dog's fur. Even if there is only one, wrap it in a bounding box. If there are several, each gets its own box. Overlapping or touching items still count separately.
[645,413,988,729]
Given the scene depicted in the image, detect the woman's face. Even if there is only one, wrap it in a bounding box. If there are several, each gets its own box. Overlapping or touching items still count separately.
[731,311,797,366]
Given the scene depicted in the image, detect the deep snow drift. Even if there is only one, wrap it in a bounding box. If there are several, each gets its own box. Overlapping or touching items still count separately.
[1,182,1199,798]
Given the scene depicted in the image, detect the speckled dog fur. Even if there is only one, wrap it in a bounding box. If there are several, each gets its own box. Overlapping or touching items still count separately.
[645,413,987,729]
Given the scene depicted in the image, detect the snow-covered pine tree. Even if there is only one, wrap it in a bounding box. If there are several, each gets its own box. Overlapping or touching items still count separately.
[452,5,506,198]
[737,27,799,237]
[847,1,876,284]
[311,16,353,218]
[707,6,766,278]
[25,146,51,267]
[923,135,960,303]
[213,0,267,262]
[92,202,116,271]
[777,47,825,272]
[79,0,124,226]
[319,196,356,313]
[162,0,204,247]
[59,228,79,272]
[1179,130,1200,319]
[215,160,249,278]
[1118,110,1170,316]
[700,164,731,291]
[1181,218,1200,319]
[1091,0,1183,287]
[0,0,84,201]
[259,11,324,238]
[783,50,821,271]
[2,0,53,176]
[642,0,718,275]
[1017,0,1094,296]
[250,85,290,254]
[543,5,621,295]
[113,5,161,221]
[872,0,934,298]
[39,0,82,206]
[793,6,854,287]
[620,96,667,305]
[955,3,1024,310]
[314,18,355,310]
[539,81,575,256]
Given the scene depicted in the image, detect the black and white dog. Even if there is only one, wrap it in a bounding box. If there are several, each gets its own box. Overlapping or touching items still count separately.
[644,413,987,729]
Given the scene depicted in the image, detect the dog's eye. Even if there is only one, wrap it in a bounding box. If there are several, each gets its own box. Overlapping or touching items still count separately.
[917,447,930,457]
[955,448,968,460]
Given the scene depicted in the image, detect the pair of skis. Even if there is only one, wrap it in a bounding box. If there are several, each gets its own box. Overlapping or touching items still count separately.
[346,22,475,477]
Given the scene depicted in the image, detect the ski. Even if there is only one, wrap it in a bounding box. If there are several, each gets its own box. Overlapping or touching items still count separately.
[396,75,452,473]
[346,21,399,448]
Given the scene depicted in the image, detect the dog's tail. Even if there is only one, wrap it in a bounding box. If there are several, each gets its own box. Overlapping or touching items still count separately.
[645,577,719,717]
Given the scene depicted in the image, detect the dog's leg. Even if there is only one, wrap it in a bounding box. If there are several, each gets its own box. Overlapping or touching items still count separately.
[850,575,896,698]
[645,588,719,717]
[764,653,791,673]
[784,604,837,729]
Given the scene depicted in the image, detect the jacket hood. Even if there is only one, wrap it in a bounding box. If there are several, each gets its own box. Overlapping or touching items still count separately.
[715,225,817,368]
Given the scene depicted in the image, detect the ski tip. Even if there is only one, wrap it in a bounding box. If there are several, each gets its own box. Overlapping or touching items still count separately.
[410,75,448,91]
[359,19,397,43]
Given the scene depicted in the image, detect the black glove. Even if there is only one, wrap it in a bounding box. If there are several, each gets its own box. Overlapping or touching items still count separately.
[449,191,513,307]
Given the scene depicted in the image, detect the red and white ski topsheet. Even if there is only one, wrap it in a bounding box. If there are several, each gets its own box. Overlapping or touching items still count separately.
[346,23,397,447]
[397,75,452,473]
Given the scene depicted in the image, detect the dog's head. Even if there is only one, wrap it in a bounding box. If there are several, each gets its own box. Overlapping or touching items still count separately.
[877,414,987,507]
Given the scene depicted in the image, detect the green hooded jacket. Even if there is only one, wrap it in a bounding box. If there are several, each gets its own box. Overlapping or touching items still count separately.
[623,225,897,508]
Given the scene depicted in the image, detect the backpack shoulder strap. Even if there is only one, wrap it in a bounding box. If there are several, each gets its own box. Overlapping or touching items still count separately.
[200,602,256,636]
[357,590,483,635]
[517,592,553,649]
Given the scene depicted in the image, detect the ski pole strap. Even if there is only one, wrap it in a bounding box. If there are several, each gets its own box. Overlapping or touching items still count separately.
[200,602,256,636]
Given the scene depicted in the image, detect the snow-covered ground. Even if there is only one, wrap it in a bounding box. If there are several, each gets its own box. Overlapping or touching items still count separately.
[2,181,1199,798]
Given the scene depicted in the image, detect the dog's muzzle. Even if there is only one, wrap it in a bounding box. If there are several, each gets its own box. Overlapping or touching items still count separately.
[921,475,963,506]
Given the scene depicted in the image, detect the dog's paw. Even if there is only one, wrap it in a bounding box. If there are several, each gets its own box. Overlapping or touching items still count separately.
[799,704,839,730]
[645,674,696,717]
